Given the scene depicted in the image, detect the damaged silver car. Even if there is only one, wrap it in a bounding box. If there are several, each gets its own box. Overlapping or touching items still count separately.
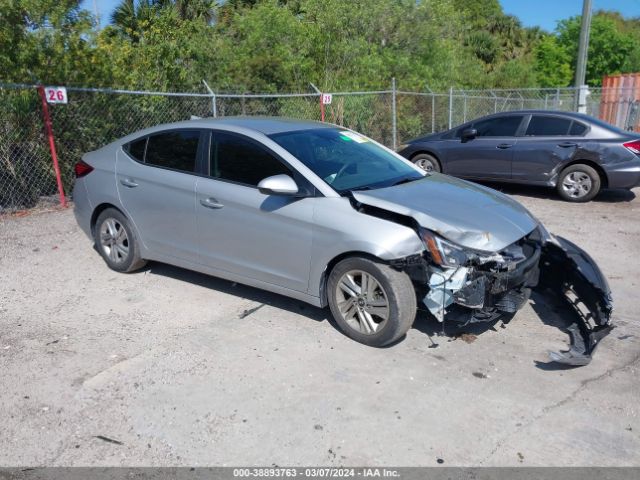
[73,118,613,366]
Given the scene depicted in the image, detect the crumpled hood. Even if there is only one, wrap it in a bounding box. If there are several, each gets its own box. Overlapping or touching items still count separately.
[352,174,537,252]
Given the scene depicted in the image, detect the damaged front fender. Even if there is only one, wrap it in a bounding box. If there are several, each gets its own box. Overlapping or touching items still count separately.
[537,235,614,366]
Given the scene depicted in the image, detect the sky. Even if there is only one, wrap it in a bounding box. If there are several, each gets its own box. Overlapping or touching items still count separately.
[81,0,639,31]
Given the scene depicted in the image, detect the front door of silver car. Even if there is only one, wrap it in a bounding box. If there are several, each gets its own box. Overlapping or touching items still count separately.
[195,130,314,293]
[116,129,204,263]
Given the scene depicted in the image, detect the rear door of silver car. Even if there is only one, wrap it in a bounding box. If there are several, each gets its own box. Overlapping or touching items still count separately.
[116,129,205,263]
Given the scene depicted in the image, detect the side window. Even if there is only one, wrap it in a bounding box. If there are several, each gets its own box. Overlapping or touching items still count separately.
[145,130,200,172]
[525,116,572,136]
[473,116,524,137]
[569,121,587,136]
[126,138,147,161]
[211,131,293,186]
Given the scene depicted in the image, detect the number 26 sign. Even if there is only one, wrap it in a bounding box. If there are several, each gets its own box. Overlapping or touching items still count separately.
[45,86,68,104]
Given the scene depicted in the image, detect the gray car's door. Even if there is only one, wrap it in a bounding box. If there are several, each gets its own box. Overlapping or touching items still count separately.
[511,114,586,183]
[195,130,314,293]
[116,129,204,263]
[443,115,524,179]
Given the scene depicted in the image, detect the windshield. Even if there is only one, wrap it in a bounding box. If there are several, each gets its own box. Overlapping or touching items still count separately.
[269,128,424,193]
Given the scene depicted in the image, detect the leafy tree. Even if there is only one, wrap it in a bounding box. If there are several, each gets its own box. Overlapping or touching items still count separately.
[534,11,638,87]
[534,34,573,87]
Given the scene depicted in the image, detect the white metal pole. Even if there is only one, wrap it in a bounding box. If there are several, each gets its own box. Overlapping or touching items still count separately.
[391,77,397,149]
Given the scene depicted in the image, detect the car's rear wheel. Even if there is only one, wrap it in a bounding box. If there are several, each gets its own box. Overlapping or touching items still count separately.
[94,208,146,272]
[412,153,441,173]
[327,257,416,347]
[557,164,601,202]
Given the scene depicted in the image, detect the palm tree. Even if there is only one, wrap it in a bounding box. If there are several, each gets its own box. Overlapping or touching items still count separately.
[156,0,217,23]
[110,0,159,42]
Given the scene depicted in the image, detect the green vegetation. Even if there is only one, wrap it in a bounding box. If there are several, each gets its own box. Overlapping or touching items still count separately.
[1,0,639,92]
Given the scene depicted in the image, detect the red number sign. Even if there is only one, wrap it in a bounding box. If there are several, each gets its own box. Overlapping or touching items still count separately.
[44,87,68,104]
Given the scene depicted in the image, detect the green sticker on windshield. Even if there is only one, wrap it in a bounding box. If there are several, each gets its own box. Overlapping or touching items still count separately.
[339,131,368,143]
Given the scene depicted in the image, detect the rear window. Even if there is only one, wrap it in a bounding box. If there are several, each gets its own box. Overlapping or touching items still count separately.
[145,130,200,172]
[525,116,572,136]
[127,138,146,161]
[569,121,587,136]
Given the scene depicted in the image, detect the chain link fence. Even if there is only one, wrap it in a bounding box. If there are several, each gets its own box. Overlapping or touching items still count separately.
[1,82,638,213]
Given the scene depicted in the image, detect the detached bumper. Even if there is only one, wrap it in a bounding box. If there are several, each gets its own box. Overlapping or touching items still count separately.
[422,233,613,366]
[537,236,613,366]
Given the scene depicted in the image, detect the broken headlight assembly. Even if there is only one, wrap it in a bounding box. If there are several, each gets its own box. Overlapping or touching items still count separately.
[420,229,469,267]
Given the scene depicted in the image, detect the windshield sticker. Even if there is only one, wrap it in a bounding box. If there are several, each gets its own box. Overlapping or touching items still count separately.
[339,131,369,143]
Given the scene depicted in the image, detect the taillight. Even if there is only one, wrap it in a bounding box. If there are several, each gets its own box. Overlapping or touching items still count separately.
[623,140,640,155]
[74,160,94,178]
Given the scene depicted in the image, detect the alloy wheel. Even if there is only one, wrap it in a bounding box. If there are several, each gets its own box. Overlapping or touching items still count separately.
[99,218,129,265]
[335,270,389,335]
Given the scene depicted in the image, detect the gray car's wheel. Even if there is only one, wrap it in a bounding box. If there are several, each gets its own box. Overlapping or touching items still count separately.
[94,208,146,273]
[327,257,417,347]
[412,153,441,173]
[557,164,601,202]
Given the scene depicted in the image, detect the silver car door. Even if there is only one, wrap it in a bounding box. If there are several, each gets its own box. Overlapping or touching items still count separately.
[116,129,203,263]
[196,130,315,293]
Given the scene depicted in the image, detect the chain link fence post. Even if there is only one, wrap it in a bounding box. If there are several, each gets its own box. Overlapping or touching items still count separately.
[202,80,217,117]
[36,85,66,208]
[391,77,397,150]
[448,87,453,129]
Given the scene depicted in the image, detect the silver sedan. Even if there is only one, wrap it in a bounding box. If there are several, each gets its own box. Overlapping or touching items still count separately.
[73,117,613,366]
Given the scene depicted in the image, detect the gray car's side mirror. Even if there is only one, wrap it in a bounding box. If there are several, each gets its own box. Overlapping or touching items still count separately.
[258,174,299,196]
[461,128,477,143]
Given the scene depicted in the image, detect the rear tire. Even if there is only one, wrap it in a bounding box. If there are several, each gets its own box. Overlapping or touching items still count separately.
[327,257,417,347]
[94,208,146,273]
[412,153,441,173]
[556,164,601,202]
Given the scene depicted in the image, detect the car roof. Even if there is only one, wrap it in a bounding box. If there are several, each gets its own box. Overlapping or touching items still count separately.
[478,110,595,122]
[169,116,333,135]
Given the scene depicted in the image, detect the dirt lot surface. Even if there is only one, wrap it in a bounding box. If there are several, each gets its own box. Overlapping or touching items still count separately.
[1,185,639,467]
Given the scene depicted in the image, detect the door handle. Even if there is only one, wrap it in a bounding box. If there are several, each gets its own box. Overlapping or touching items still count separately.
[558,142,578,148]
[200,197,224,209]
[496,143,513,149]
[120,177,139,188]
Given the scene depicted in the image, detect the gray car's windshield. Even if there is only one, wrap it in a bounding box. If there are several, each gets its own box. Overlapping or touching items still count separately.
[269,128,423,193]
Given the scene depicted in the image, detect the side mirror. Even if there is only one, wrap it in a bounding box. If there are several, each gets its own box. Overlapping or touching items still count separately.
[461,128,477,143]
[257,174,299,196]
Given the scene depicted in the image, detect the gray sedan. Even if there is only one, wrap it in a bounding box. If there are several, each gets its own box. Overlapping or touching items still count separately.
[397,110,640,202]
[73,117,613,365]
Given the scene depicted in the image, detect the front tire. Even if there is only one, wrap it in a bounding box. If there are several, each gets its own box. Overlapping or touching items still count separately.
[94,208,146,273]
[327,257,417,347]
[412,153,441,173]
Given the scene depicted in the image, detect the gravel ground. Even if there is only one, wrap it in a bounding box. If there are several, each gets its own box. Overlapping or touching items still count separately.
[1,185,639,467]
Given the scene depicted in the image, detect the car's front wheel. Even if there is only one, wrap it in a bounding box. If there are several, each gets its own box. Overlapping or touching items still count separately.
[327,257,417,347]
[557,164,601,202]
[94,208,146,272]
